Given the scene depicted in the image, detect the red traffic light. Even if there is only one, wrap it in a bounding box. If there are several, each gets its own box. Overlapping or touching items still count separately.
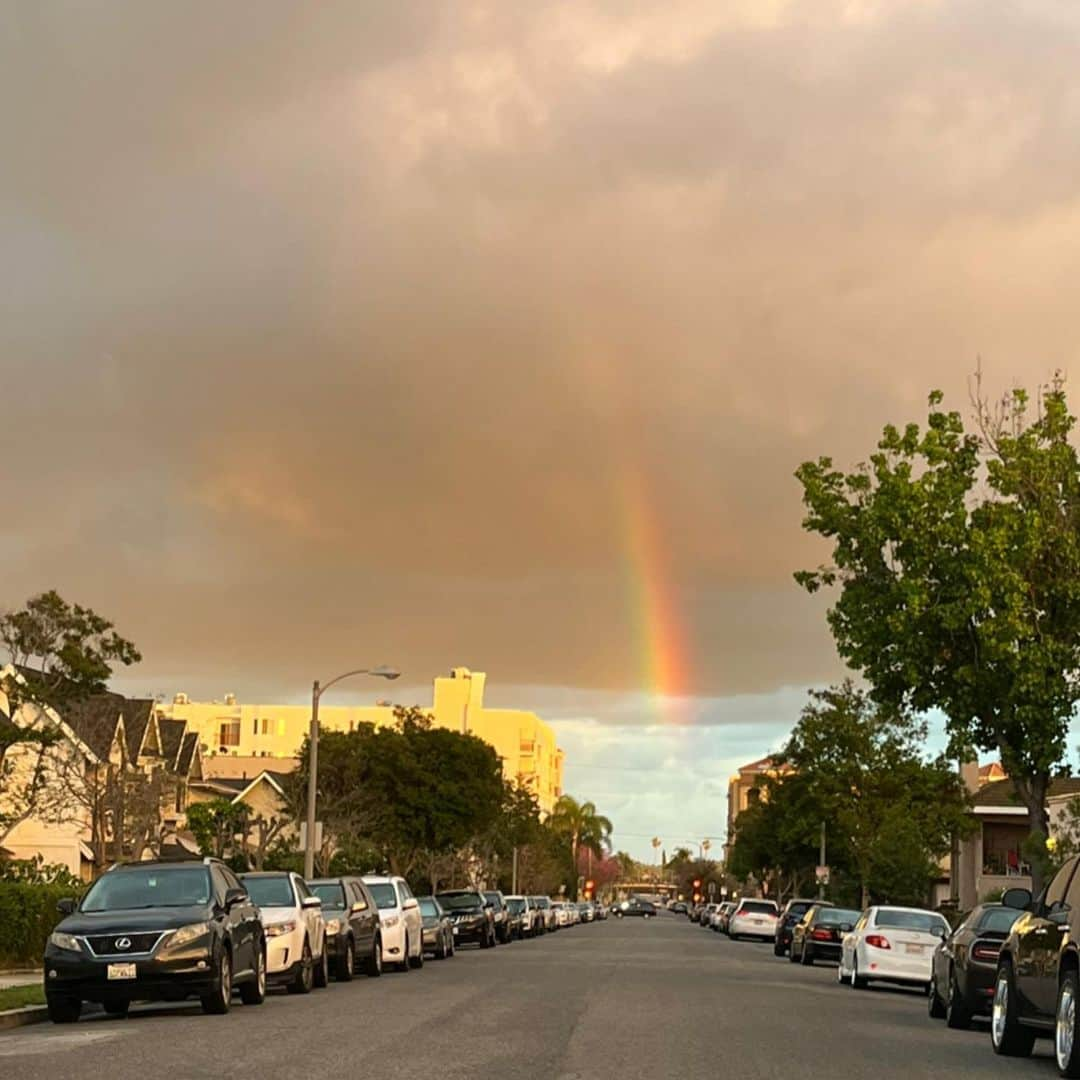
[692,878,702,889]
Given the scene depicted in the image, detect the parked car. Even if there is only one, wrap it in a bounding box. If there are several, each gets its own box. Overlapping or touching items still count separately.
[715,902,736,933]
[991,865,1080,1073]
[307,875,382,980]
[505,895,538,937]
[928,902,1021,1028]
[532,895,557,932]
[242,871,328,993]
[689,903,705,924]
[672,901,688,915]
[418,896,455,959]
[577,902,595,923]
[552,901,574,927]
[614,897,657,918]
[790,905,860,966]
[775,898,833,956]
[701,902,721,928]
[483,891,514,943]
[728,898,779,941]
[45,858,266,1023]
[838,905,949,991]
[363,874,424,972]
[437,889,497,948]
[593,900,608,921]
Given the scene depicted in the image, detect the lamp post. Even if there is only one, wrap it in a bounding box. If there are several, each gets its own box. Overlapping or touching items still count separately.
[303,665,400,878]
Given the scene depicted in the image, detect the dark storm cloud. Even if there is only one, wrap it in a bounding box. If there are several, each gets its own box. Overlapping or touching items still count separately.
[3,1,1079,701]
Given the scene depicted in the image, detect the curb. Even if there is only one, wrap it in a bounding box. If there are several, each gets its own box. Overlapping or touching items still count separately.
[0,1006,48,1031]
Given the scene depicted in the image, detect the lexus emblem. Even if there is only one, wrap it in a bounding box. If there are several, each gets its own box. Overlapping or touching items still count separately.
[115,938,132,951]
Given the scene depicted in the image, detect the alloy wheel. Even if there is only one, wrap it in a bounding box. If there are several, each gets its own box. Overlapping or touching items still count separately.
[220,951,232,1008]
[992,972,1009,1049]
[1058,979,1076,1072]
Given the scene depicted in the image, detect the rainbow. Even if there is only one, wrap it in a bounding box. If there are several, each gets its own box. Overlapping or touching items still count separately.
[618,464,690,710]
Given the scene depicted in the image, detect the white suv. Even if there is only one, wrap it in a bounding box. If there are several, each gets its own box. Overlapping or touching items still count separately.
[728,897,779,941]
[241,871,328,993]
[362,875,424,972]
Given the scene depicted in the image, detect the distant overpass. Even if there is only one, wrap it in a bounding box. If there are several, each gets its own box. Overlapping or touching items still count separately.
[613,882,678,899]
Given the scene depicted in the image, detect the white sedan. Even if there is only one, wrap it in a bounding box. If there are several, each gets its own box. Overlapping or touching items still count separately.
[838,905,950,990]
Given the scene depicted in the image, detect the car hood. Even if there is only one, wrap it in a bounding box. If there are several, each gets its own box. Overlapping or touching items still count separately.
[447,908,485,917]
[59,906,210,935]
[257,906,299,923]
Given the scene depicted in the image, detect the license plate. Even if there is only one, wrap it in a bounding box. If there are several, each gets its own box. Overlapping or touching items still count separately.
[753,919,763,925]
[107,963,136,980]
[453,928,459,936]
[904,944,924,955]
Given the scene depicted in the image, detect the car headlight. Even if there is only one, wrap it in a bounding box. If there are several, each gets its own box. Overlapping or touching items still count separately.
[265,920,297,938]
[166,921,210,949]
[382,915,400,928]
[49,931,82,953]
[324,918,341,936]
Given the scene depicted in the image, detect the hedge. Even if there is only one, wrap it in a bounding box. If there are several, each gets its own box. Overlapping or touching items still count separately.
[0,882,80,968]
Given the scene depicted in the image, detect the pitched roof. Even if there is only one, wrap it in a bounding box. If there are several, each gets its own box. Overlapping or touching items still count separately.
[158,717,187,770]
[974,777,1080,808]
[738,755,785,774]
[177,731,200,777]
[64,695,125,761]
[120,698,156,762]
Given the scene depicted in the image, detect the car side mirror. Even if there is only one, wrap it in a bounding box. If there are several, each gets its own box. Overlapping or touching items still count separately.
[301,896,322,909]
[57,897,77,916]
[1002,887,1034,911]
[351,901,368,913]
[224,887,248,909]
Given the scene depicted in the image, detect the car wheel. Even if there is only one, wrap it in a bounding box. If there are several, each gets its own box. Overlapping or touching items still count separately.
[201,947,232,1015]
[801,944,814,967]
[946,968,972,1030]
[409,938,424,969]
[928,972,946,1019]
[398,933,411,972]
[103,998,129,1018]
[774,941,785,957]
[288,939,314,994]
[240,944,267,1005]
[837,960,846,985]
[1057,969,1080,1077]
[789,941,800,964]
[992,959,1036,1058]
[730,933,739,942]
[336,936,355,982]
[367,935,383,978]
[46,995,81,1024]
[851,957,867,990]
[313,944,329,988]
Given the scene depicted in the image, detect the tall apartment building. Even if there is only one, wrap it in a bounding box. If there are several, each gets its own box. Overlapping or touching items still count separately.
[156,668,565,814]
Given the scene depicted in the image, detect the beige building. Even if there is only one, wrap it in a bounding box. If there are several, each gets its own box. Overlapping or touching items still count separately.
[724,755,792,862]
[157,668,565,814]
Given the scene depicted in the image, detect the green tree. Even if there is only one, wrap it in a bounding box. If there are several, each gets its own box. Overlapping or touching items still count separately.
[796,377,1080,893]
[547,794,613,894]
[187,798,248,861]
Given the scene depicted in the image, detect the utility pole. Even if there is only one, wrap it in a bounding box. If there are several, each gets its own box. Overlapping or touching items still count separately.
[818,821,827,901]
[512,846,519,894]
[303,680,321,879]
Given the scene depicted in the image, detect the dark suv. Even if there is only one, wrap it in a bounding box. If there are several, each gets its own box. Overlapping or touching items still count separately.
[307,876,382,980]
[44,858,265,1023]
[436,890,496,948]
[774,898,832,957]
[991,857,1080,1075]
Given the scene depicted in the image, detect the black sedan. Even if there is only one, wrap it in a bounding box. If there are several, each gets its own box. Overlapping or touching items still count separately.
[418,896,455,959]
[775,898,831,956]
[789,905,860,965]
[614,897,657,918]
[435,890,496,948]
[929,902,1022,1028]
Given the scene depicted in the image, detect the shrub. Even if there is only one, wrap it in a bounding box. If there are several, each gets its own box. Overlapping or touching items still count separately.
[0,881,82,968]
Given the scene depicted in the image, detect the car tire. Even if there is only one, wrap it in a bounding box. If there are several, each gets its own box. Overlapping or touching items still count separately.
[288,939,314,994]
[336,937,355,982]
[47,995,81,1024]
[398,934,411,972]
[201,947,232,1015]
[409,939,424,969]
[851,957,867,990]
[928,973,946,1019]
[801,944,814,967]
[1056,968,1080,1077]
[774,941,785,957]
[991,959,1036,1058]
[103,998,129,1018]
[239,944,267,1005]
[730,933,739,942]
[313,945,329,988]
[366,935,383,978]
[789,943,800,964]
[946,969,972,1030]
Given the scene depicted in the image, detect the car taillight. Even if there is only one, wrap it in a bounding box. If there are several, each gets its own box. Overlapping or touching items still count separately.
[971,940,1001,964]
[865,934,891,950]
[811,928,833,941]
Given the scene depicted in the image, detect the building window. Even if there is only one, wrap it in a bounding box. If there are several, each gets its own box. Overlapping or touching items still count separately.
[252,718,259,736]
[262,718,270,735]
[982,822,1030,876]
[219,721,241,748]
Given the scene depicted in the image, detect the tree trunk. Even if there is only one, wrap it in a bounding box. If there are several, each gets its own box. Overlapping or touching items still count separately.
[1014,772,1050,896]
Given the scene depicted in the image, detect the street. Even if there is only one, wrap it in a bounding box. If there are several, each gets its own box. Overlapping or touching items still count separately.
[0,913,1060,1079]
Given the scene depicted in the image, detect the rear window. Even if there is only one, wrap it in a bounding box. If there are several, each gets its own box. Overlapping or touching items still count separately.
[978,907,1024,934]
[873,909,948,934]
[816,908,860,926]
[739,901,777,915]
[419,898,439,918]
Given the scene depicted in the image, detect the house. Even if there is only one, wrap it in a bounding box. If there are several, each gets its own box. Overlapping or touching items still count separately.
[187,768,294,868]
[724,755,792,862]
[0,666,204,879]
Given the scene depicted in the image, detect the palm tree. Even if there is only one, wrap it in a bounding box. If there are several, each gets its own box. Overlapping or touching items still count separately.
[548,795,613,878]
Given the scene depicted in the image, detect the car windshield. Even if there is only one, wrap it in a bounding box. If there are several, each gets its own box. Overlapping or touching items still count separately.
[243,876,296,908]
[366,883,398,910]
[82,867,211,912]
[739,901,777,915]
[506,898,526,914]
[419,898,440,918]
[437,892,484,911]
[483,893,503,910]
[874,909,948,934]
[979,907,1024,934]
[534,898,550,909]
[816,908,860,926]
[308,883,346,910]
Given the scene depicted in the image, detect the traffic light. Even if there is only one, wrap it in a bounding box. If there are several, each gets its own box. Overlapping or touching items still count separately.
[584,879,595,900]
[692,878,702,903]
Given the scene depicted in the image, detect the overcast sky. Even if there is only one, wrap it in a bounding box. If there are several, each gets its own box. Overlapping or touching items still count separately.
[4,2,1079,858]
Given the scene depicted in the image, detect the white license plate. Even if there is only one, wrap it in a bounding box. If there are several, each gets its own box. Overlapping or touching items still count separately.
[107,963,136,980]
[453,927,459,936]
[753,919,763,925]
[904,944,924,955]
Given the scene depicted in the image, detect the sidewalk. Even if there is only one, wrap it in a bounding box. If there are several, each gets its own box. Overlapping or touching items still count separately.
[0,972,42,990]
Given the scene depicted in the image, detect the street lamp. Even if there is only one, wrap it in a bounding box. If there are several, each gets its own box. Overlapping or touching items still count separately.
[303,665,400,877]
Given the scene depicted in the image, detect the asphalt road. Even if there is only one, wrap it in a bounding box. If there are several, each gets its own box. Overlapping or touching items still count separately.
[0,913,1062,1078]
